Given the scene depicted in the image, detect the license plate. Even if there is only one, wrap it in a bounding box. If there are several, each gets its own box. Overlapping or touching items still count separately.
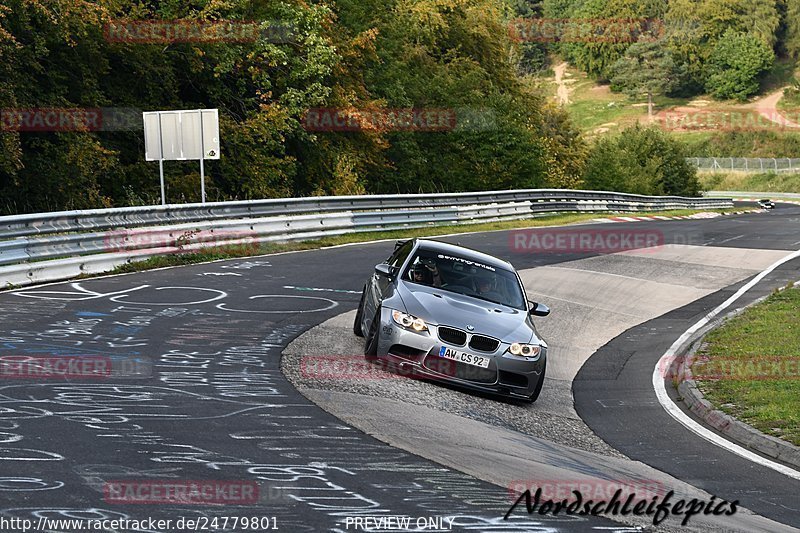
[438,346,490,368]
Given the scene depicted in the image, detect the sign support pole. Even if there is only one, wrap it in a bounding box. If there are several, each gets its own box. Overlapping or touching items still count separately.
[159,160,165,206]
[199,110,206,204]
[157,114,166,206]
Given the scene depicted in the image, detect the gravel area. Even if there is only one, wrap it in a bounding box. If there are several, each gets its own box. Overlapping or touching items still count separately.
[281,311,627,459]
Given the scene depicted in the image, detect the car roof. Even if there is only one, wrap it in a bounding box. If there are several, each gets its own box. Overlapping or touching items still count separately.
[414,239,515,271]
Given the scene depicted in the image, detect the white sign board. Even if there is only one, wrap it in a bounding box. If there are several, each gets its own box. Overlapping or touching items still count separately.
[143,109,220,161]
[142,109,220,205]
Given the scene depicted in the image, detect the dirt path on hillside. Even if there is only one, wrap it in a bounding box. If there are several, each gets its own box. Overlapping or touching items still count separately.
[649,86,800,131]
[554,62,571,105]
[742,87,800,128]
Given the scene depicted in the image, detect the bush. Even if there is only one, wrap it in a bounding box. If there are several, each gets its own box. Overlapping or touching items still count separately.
[584,125,701,196]
[704,30,774,101]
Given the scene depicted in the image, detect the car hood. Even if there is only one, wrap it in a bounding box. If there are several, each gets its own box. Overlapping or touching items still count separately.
[397,282,537,342]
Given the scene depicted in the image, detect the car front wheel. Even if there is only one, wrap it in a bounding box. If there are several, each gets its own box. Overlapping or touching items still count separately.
[364,307,381,360]
[353,285,367,337]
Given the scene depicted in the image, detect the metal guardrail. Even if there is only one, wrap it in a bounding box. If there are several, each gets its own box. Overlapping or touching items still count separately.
[0,189,732,288]
[705,190,800,199]
[688,157,800,174]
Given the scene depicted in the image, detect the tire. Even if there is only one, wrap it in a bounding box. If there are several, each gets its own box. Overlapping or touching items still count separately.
[525,361,546,403]
[353,286,367,337]
[364,307,381,360]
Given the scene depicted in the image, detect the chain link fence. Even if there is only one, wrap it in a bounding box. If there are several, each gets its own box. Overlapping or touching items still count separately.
[687,157,800,173]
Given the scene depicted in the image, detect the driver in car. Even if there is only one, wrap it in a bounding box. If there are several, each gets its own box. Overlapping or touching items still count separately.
[476,275,502,300]
[412,259,443,287]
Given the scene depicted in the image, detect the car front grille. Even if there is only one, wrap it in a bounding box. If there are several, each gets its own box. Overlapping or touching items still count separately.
[469,335,500,353]
[439,326,500,353]
[438,326,467,346]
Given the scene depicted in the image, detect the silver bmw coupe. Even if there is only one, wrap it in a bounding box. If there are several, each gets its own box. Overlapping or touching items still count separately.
[354,239,550,402]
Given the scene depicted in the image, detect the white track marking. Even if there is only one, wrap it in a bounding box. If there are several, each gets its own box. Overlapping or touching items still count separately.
[217,295,338,314]
[653,248,800,481]
[717,234,744,244]
[283,285,362,295]
[13,283,148,301]
[109,286,227,305]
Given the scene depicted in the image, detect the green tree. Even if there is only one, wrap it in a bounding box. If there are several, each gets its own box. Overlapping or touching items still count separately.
[784,0,800,57]
[584,125,700,196]
[553,0,666,80]
[332,0,582,194]
[704,29,774,101]
[511,0,549,74]
[665,0,780,91]
[611,41,685,120]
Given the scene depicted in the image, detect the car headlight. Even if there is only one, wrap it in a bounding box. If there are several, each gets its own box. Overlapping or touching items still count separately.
[508,343,541,357]
[391,310,428,332]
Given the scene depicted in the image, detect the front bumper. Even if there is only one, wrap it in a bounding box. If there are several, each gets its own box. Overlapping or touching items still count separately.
[375,308,546,400]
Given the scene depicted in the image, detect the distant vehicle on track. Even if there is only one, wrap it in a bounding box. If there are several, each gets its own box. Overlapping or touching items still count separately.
[354,238,549,402]
[758,199,775,209]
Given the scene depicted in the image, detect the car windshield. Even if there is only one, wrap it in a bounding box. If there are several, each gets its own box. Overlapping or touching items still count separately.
[402,249,526,310]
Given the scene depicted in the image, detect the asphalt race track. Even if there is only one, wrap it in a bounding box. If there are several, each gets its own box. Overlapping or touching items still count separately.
[0,203,798,532]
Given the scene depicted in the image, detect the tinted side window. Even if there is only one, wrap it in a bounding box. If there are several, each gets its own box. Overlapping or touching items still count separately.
[388,241,414,268]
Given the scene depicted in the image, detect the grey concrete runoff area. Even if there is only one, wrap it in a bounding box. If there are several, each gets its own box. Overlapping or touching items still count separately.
[283,243,797,532]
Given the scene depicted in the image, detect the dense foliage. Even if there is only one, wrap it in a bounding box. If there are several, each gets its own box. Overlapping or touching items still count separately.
[0,0,592,213]
[704,30,775,100]
[532,0,783,95]
[4,0,742,214]
[584,125,701,196]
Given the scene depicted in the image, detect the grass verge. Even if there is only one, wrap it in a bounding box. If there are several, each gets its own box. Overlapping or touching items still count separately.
[692,285,800,446]
[699,171,800,193]
[106,209,734,276]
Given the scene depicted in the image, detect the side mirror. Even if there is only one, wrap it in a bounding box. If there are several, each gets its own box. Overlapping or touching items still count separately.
[529,302,550,317]
[375,263,395,278]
